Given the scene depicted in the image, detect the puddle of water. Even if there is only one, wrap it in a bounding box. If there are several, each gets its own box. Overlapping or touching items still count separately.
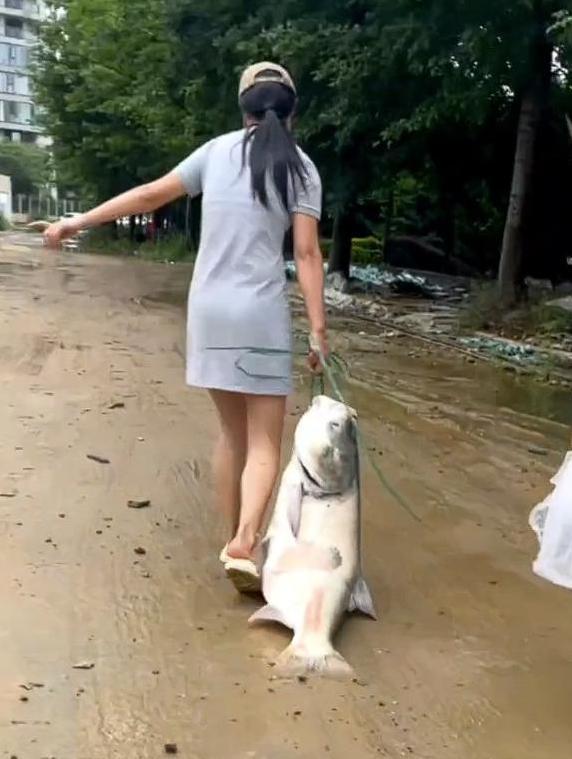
[339,332,571,431]
[140,285,571,429]
[0,260,38,273]
[423,366,571,428]
[142,287,188,309]
[490,375,572,426]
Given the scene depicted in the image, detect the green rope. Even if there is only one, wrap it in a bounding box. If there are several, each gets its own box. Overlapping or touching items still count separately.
[310,341,421,523]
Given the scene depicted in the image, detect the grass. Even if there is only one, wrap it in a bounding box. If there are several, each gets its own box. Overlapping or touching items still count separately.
[461,282,572,338]
[460,282,506,331]
[84,229,195,263]
[136,234,193,262]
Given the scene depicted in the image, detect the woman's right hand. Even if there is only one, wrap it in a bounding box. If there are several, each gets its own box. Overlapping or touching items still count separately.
[43,217,84,248]
[308,329,329,373]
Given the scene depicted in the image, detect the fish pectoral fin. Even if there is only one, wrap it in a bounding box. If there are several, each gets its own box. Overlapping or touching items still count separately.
[248,604,290,628]
[287,483,303,536]
[348,576,377,620]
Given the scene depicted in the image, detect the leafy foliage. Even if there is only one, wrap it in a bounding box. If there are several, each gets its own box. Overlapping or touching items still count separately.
[33,0,572,291]
[0,142,49,195]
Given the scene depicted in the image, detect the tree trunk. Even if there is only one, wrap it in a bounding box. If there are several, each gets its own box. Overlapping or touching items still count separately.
[328,207,354,278]
[129,215,136,242]
[184,195,191,248]
[382,184,394,263]
[441,194,456,261]
[152,208,164,241]
[282,227,293,260]
[498,6,551,306]
[497,92,541,305]
[190,195,201,252]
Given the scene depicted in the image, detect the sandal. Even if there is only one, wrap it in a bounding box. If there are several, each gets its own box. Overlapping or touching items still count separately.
[219,543,261,594]
[224,557,262,594]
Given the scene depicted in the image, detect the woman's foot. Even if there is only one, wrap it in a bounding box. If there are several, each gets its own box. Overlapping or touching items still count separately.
[226,534,256,561]
[221,533,261,594]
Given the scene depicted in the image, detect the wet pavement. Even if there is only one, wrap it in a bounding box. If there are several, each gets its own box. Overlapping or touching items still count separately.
[1,232,571,758]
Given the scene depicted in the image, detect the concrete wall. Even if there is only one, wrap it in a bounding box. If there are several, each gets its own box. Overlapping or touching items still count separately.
[0,171,12,219]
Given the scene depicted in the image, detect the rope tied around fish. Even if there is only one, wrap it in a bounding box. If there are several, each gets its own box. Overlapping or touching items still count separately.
[308,334,422,523]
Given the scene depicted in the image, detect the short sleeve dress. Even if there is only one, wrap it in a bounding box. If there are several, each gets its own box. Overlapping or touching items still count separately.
[174,129,322,396]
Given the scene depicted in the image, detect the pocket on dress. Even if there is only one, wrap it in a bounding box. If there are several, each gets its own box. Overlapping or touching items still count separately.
[235,349,291,379]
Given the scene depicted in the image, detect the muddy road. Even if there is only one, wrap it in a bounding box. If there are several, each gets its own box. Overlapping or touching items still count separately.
[1,233,571,759]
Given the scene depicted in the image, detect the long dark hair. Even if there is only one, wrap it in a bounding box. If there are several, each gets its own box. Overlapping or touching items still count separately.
[240,80,307,209]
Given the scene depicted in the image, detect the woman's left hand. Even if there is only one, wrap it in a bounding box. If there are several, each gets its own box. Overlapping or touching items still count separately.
[308,329,329,373]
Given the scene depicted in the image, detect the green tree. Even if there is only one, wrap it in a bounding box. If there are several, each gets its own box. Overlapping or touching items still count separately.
[0,142,49,195]
[33,0,572,295]
[34,0,184,200]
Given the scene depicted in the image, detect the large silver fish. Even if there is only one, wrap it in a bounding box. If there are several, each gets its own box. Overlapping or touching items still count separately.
[250,394,376,678]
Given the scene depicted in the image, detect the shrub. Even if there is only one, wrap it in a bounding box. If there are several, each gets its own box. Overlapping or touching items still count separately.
[352,236,382,265]
[318,236,382,266]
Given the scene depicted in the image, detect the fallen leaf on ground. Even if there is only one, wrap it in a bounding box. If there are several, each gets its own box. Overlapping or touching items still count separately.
[86,454,110,465]
[127,499,151,509]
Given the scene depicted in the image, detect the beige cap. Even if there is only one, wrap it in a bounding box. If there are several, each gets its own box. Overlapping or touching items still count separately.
[238,62,296,98]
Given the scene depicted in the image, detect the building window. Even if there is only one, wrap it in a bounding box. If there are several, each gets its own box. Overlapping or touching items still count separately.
[0,43,27,67]
[6,100,18,122]
[0,72,27,94]
[5,19,24,40]
[1,100,31,125]
[7,44,27,66]
[5,0,25,10]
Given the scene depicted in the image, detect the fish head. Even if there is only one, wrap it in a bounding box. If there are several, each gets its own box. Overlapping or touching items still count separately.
[295,395,358,492]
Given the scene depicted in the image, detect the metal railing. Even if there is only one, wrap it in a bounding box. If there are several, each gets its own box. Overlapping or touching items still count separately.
[13,194,83,220]
[4,26,24,40]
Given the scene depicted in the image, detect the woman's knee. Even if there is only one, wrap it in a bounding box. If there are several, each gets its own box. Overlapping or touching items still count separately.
[210,390,247,447]
[245,394,286,448]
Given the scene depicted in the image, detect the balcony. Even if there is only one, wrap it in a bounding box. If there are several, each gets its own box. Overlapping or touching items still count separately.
[0,3,40,22]
[0,118,39,132]
[4,25,23,40]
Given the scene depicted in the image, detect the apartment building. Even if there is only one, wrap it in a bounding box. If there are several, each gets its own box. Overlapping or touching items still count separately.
[0,0,43,143]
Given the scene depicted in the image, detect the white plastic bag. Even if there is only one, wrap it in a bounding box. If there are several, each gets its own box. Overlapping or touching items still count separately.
[530,452,572,589]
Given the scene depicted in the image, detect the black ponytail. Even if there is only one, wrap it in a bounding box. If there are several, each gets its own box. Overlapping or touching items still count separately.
[240,81,307,210]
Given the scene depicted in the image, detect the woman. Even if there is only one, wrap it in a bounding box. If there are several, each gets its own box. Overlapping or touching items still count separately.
[44,62,328,592]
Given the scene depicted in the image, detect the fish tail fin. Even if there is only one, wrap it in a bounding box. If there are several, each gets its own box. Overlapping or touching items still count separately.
[275,643,354,680]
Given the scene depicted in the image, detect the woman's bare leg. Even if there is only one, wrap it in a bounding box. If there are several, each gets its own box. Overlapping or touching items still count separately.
[209,389,247,539]
[227,394,286,560]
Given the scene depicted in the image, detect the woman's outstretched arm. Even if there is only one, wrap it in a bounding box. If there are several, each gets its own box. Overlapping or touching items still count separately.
[43,171,187,246]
